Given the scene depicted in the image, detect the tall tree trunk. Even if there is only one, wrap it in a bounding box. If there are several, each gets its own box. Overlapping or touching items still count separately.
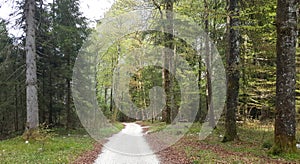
[20,83,26,130]
[171,44,178,123]
[223,0,240,142]
[48,0,55,126]
[273,0,297,153]
[110,46,116,113]
[163,0,174,124]
[154,3,168,122]
[41,69,46,124]
[15,83,19,132]
[142,81,147,120]
[110,86,113,113]
[204,0,215,128]
[196,44,203,122]
[66,47,72,129]
[25,0,39,133]
[13,59,19,132]
[104,87,108,111]
[66,77,71,129]
[48,70,53,125]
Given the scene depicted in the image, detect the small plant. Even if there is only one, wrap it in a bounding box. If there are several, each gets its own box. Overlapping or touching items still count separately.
[192,160,200,164]
[270,145,282,155]
[262,140,273,149]
[22,123,54,142]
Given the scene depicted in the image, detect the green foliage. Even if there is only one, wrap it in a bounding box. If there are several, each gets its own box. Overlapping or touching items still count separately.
[0,0,90,137]
[0,19,25,137]
[239,0,277,117]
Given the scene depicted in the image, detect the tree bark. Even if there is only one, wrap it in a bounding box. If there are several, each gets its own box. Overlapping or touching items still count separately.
[15,83,19,132]
[66,46,72,129]
[66,77,72,129]
[25,0,39,131]
[204,0,215,128]
[49,70,53,125]
[163,0,174,124]
[223,0,239,142]
[273,0,297,153]
[104,87,108,111]
[196,45,203,122]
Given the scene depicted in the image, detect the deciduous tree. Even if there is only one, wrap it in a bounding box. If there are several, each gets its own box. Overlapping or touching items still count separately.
[223,0,240,142]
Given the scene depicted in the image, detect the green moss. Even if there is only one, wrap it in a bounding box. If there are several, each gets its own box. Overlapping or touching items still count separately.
[271,135,297,155]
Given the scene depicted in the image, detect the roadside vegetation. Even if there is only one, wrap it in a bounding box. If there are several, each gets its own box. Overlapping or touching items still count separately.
[0,122,124,163]
[143,120,300,163]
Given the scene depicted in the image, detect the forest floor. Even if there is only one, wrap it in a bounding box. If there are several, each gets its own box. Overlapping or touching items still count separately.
[1,121,299,163]
[140,120,300,164]
[0,123,123,164]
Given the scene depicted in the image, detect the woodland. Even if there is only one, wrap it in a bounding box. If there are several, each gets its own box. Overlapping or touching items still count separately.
[0,0,299,163]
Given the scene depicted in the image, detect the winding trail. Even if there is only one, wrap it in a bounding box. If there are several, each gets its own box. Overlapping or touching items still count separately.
[94,123,159,164]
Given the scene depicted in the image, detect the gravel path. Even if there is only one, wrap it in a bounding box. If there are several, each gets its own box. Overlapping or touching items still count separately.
[94,123,159,164]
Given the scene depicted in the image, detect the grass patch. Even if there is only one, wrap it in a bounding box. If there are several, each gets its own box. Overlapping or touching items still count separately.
[0,134,94,163]
[0,122,124,163]
[113,122,125,130]
[141,120,299,162]
[182,121,300,163]
[96,122,125,138]
[141,120,196,135]
[140,120,167,133]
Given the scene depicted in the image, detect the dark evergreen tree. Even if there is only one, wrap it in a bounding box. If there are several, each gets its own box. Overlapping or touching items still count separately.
[53,0,88,129]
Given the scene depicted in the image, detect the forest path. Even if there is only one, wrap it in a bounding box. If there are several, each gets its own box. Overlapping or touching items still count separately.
[94,122,159,164]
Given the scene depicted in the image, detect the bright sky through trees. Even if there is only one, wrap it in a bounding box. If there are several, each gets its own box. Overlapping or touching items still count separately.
[0,0,115,37]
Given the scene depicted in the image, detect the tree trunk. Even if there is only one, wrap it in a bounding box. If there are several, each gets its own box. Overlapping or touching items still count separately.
[66,77,72,129]
[104,87,108,111]
[164,0,174,124]
[196,46,203,122]
[25,0,39,132]
[41,69,46,124]
[14,83,19,132]
[204,0,215,128]
[66,47,71,128]
[273,0,297,153]
[223,0,239,142]
[171,44,178,123]
[49,70,53,125]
